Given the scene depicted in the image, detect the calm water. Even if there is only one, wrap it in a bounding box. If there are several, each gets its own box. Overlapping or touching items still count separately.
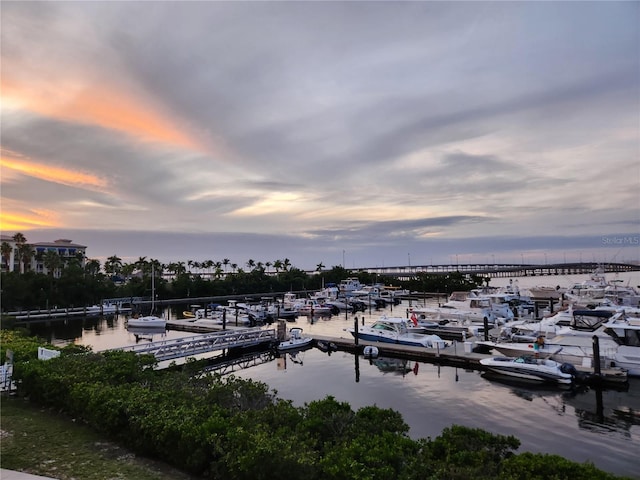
[24,273,640,477]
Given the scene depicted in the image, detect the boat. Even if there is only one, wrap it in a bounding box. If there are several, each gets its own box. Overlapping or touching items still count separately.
[339,277,364,294]
[294,298,334,316]
[602,316,640,376]
[477,310,640,375]
[127,267,166,329]
[409,290,513,326]
[127,313,166,328]
[480,355,575,385]
[86,302,118,316]
[278,327,313,351]
[347,315,448,349]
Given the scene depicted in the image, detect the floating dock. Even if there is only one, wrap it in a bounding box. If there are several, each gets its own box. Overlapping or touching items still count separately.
[310,334,629,387]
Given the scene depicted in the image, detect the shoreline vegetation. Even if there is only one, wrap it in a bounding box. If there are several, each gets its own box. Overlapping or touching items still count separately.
[0,331,631,480]
[2,233,487,313]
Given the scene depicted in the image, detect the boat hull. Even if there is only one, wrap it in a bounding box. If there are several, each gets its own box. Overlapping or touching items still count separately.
[480,357,573,384]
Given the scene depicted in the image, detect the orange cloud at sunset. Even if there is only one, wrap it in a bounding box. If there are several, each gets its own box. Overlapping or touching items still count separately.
[0,208,58,231]
[1,156,108,189]
[2,78,203,153]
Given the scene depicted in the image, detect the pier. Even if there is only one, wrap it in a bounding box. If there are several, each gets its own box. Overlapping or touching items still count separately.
[108,327,276,363]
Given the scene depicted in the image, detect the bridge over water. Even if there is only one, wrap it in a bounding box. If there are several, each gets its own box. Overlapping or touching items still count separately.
[109,327,276,363]
[360,262,639,279]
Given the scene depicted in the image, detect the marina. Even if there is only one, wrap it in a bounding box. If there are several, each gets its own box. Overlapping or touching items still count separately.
[8,272,640,478]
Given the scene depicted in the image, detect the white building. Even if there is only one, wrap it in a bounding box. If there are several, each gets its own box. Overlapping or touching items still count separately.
[0,235,87,275]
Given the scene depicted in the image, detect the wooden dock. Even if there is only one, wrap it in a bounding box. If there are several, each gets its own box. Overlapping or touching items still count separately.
[311,334,629,387]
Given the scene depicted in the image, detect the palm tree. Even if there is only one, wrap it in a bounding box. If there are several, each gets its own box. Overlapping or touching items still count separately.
[223,258,230,273]
[316,262,325,272]
[104,255,123,277]
[283,258,291,271]
[231,263,238,273]
[18,243,35,274]
[12,232,26,245]
[1,241,13,272]
[85,259,101,277]
[136,256,148,275]
[43,250,62,277]
[265,261,272,274]
[246,259,256,271]
[12,232,27,273]
[205,260,214,276]
[273,259,283,273]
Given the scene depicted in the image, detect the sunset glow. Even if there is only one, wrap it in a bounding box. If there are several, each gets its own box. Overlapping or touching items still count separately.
[1,156,107,189]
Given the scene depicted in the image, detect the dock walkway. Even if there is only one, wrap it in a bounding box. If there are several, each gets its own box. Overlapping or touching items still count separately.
[311,335,628,387]
[110,327,276,362]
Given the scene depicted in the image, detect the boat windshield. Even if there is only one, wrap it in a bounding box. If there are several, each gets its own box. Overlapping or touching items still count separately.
[605,326,640,347]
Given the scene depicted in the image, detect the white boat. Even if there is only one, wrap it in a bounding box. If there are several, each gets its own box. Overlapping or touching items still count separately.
[278,327,313,351]
[86,302,118,316]
[478,311,640,376]
[602,316,640,376]
[410,290,513,326]
[295,298,334,316]
[480,355,575,385]
[127,267,166,329]
[127,314,166,328]
[339,277,364,294]
[347,316,448,349]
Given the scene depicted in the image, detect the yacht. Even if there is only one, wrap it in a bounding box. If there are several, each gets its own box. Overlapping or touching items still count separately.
[480,355,575,385]
[346,315,447,349]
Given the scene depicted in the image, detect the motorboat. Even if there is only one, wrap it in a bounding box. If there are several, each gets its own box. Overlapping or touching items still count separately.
[339,277,364,294]
[295,298,334,316]
[347,316,448,349]
[477,310,637,373]
[278,327,313,351]
[410,290,513,326]
[602,316,640,376]
[127,314,166,328]
[86,302,118,316]
[480,355,575,385]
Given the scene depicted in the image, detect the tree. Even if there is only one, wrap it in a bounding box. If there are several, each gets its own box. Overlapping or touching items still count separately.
[316,262,325,272]
[1,241,13,271]
[43,251,62,277]
[273,260,283,273]
[17,243,35,274]
[223,258,230,273]
[246,259,256,271]
[12,232,27,273]
[104,255,123,277]
[85,259,101,277]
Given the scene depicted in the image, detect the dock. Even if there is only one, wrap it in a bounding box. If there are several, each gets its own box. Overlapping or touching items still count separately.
[109,327,276,362]
[310,334,629,387]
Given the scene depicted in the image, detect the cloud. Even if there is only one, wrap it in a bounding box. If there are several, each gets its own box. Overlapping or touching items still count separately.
[1,1,638,269]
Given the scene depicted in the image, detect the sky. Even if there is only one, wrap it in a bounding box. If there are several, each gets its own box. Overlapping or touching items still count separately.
[1,1,639,271]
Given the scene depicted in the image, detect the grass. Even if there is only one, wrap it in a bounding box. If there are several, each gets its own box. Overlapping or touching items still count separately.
[0,395,198,480]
